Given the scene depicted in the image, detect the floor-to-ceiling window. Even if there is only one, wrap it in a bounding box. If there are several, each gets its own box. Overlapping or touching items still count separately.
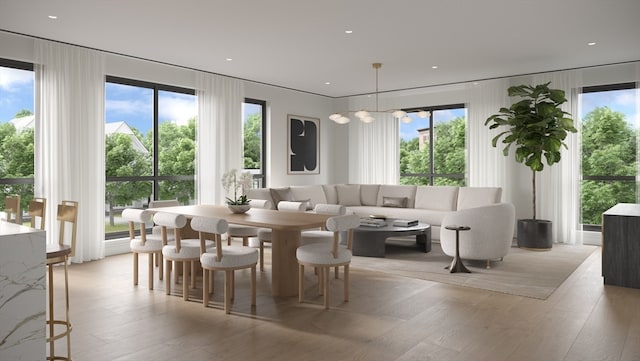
[399,104,467,186]
[0,58,35,224]
[243,98,266,188]
[105,76,196,237]
[580,83,639,230]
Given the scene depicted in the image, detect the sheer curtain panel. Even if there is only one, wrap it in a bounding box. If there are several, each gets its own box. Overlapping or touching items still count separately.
[35,40,106,262]
[195,72,244,205]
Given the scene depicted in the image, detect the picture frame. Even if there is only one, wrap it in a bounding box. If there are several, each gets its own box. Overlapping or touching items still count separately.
[287,114,320,174]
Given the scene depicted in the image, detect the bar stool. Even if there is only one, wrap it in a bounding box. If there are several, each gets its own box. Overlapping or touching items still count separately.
[46,200,78,361]
[28,197,47,230]
[4,194,21,224]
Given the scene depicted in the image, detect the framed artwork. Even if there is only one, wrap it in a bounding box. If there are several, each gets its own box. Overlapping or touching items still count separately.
[287,114,320,174]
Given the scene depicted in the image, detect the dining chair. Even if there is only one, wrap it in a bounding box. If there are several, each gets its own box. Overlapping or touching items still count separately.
[300,204,348,280]
[122,208,164,290]
[28,197,46,230]
[148,199,179,267]
[198,216,259,314]
[46,200,78,361]
[296,214,359,309]
[159,212,214,301]
[256,200,306,272]
[226,199,272,247]
[4,194,21,224]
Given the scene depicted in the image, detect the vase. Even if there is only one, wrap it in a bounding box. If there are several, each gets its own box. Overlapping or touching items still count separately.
[228,204,250,214]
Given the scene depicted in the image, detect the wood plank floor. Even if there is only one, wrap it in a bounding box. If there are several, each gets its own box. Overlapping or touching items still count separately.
[48,245,640,361]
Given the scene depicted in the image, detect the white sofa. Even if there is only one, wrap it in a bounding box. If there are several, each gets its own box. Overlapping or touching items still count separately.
[247,184,505,242]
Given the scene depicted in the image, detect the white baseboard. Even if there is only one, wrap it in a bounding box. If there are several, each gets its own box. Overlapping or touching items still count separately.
[105,237,131,257]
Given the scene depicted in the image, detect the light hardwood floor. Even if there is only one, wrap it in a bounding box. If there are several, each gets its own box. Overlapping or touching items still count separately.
[49,245,640,361]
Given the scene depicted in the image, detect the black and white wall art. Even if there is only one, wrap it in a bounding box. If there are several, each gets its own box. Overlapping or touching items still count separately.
[287,114,320,174]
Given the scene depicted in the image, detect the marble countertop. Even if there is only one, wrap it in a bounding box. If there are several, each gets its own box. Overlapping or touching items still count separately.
[0,220,43,237]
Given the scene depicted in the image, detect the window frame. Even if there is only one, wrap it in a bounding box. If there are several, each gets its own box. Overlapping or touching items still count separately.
[243,98,267,188]
[105,76,196,238]
[580,82,638,231]
[399,103,467,185]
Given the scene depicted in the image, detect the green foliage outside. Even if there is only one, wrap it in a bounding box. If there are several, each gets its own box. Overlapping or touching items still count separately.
[243,113,262,169]
[400,116,466,186]
[580,106,637,225]
[0,110,35,211]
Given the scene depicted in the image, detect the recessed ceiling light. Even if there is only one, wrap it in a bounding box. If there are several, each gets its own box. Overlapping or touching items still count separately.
[431,65,438,69]
[325,82,331,85]
[587,42,596,46]
[48,15,58,19]
[344,30,353,34]
[225,58,233,61]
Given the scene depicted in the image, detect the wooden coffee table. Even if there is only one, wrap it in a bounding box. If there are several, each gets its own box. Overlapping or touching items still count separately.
[351,219,431,257]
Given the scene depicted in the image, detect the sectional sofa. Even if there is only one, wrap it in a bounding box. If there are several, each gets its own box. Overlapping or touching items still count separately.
[246,184,504,242]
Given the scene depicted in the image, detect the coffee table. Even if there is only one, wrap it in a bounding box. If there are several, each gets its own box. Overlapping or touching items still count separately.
[351,219,431,257]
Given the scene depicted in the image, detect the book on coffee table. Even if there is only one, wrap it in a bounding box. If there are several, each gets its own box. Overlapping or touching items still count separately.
[392,219,419,227]
[360,218,387,227]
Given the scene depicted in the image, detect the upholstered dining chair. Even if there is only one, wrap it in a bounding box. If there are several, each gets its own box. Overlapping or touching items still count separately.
[159,212,215,301]
[296,214,360,309]
[198,216,259,314]
[122,208,164,290]
[46,200,78,361]
[255,200,306,272]
[4,194,21,224]
[225,198,272,247]
[28,197,46,230]
[300,204,348,279]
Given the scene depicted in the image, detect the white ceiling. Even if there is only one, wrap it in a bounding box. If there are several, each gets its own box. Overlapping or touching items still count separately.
[1,0,639,98]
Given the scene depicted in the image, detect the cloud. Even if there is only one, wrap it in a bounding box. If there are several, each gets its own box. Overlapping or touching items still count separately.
[106,99,152,115]
[158,94,197,125]
[0,67,33,91]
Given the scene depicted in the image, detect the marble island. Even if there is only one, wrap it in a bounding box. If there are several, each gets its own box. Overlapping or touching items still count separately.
[0,221,45,360]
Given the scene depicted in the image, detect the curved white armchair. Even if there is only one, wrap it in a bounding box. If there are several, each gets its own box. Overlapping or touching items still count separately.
[440,203,515,269]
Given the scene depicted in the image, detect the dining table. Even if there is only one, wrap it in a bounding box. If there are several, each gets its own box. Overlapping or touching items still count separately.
[147,204,332,297]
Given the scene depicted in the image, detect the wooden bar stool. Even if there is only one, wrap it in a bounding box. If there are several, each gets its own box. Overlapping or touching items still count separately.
[28,197,46,230]
[4,194,21,224]
[46,200,78,361]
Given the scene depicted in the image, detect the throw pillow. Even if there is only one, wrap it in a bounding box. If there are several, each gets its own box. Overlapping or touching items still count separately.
[293,198,313,210]
[270,187,293,207]
[382,196,408,208]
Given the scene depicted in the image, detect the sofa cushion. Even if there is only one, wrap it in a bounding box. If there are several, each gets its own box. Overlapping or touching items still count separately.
[360,184,380,206]
[382,196,408,208]
[414,186,459,211]
[336,184,361,206]
[289,185,327,210]
[457,187,502,210]
[376,185,417,208]
[246,188,276,209]
[270,187,293,208]
[322,184,338,204]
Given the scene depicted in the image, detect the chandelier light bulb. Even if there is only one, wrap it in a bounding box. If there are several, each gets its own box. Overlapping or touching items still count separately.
[337,116,351,124]
[329,113,342,121]
[417,110,431,118]
[361,115,375,123]
[354,110,369,119]
[392,110,407,118]
[401,116,413,123]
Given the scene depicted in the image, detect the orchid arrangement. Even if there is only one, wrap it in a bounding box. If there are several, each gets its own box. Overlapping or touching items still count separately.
[221,169,253,205]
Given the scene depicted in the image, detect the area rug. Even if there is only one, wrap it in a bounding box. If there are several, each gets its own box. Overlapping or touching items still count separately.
[349,240,598,300]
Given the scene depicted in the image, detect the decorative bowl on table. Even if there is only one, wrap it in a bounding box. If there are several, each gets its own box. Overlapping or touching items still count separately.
[227,204,251,214]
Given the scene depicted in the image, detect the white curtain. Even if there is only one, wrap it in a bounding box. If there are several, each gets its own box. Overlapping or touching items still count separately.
[348,96,399,184]
[34,40,106,262]
[195,72,244,205]
[467,78,513,204]
[533,71,583,245]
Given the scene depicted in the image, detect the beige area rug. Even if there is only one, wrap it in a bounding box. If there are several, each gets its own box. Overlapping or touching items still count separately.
[350,239,598,300]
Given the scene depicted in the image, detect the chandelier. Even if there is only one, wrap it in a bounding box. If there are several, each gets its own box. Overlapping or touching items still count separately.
[329,63,430,124]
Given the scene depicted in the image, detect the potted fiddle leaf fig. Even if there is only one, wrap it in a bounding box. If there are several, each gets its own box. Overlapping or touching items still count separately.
[485,82,577,249]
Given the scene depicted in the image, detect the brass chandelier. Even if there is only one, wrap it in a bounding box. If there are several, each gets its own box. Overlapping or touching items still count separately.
[329,63,430,124]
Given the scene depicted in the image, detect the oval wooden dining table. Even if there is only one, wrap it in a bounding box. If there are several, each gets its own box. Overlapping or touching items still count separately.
[147,204,332,297]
